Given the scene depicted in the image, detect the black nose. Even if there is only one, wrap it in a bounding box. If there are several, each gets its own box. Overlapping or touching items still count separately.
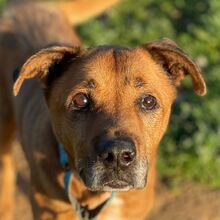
[98,138,136,167]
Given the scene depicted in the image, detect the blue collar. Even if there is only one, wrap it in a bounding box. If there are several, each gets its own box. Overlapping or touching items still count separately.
[58,144,116,220]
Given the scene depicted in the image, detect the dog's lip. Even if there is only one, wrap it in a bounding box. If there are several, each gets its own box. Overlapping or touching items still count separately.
[103,180,130,188]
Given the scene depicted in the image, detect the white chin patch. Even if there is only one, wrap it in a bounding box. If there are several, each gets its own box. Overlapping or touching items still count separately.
[102,185,132,192]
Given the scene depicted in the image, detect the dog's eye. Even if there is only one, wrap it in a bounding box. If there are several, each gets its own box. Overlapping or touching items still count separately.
[139,95,158,111]
[71,93,90,110]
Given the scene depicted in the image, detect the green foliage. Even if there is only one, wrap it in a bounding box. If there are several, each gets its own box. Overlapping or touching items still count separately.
[0,0,6,12]
[77,0,220,188]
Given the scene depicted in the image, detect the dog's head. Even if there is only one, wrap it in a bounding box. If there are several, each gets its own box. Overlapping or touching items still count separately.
[14,39,206,191]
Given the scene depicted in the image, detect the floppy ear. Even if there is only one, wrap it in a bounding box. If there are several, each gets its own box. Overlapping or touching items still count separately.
[143,38,206,96]
[13,46,82,96]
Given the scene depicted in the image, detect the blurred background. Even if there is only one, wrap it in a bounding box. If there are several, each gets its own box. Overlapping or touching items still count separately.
[0,0,220,219]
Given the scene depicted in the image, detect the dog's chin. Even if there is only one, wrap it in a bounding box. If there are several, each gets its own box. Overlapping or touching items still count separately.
[81,175,147,192]
[88,180,134,192]
[79,171,148,192]
[78,158,148,191]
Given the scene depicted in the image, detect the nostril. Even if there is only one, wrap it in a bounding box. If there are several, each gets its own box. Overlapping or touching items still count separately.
[120,151,135,166]
[104,152,114,163]
[100,151,116,165]
[122,152,133,162]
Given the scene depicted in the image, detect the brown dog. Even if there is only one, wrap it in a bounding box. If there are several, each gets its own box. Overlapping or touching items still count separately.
[0,0,206,220]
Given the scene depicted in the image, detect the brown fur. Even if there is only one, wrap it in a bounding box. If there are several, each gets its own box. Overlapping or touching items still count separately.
[0,1,206,220]
[53,0,121,26]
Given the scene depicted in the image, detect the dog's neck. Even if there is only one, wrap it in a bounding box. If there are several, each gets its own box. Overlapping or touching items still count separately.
[70,176,112,210]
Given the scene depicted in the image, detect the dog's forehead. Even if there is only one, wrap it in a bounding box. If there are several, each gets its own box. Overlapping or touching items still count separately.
[59,46,176,108]
[81,47,174,91]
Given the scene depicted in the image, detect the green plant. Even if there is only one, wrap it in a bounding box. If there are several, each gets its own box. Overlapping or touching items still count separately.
[0,0,6,12]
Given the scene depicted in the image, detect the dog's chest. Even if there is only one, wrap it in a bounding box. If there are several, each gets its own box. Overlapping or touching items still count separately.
[98,196,124,220]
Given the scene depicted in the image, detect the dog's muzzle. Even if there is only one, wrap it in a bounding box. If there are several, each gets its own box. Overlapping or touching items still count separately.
[79,137,148,191]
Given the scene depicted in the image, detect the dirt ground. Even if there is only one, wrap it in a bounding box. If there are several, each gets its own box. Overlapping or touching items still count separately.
[149,184,220,220]
[2,142,220,220]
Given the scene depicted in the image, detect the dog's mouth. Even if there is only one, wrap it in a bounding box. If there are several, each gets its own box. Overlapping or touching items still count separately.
[102,180,132,191]
[79,168,146,192]
[78,168,134,191]
[77,157,148,191]
[86,179,133,192]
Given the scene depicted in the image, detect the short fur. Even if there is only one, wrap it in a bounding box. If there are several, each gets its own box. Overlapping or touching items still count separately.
[0,1,206,220]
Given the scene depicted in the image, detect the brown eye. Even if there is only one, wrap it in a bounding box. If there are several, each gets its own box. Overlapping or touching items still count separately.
[140,95,157,111]
[71,93,90,110]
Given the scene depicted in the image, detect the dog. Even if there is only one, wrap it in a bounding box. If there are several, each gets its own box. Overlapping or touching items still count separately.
[0,0,206,219]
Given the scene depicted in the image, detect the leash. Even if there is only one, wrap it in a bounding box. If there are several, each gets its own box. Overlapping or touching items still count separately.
[58,144,115,220]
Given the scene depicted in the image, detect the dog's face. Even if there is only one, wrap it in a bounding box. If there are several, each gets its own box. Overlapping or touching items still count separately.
[14,39,206,191]
[47,47,177,191]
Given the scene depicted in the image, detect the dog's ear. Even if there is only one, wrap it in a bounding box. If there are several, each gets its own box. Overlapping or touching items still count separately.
[143,38,206,96]
[13,46,82,96]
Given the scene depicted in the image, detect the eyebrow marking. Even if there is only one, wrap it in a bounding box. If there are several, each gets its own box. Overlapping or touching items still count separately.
[86,79,96,89]
[134,77,145,88]
[124,76,130,86]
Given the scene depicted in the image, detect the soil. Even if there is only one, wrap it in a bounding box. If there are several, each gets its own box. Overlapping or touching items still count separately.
[2,142,220,220]
[149,183,220,220]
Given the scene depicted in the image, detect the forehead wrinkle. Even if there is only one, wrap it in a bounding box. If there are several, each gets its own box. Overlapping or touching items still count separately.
[88,48,131,115]
[112,50,150,92]
[79,49,118,113]
[111,49,136,117]
[113,48,131,76]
